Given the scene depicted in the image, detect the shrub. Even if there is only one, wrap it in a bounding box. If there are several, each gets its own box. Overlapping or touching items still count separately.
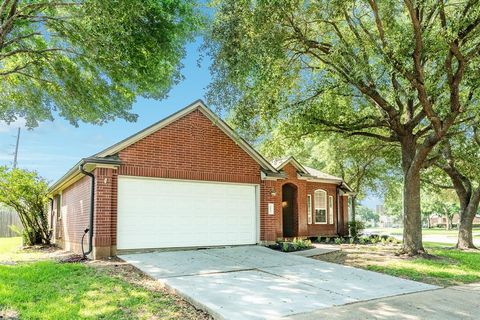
[282,242,290,252]
[359,236,369,245]
[324,237,330,243]
[370,236,380,244]
[0,167,50,245]
[334,237,343,245]
[292,238,312,250]
[348,220,366,238]
[349,237,355,244]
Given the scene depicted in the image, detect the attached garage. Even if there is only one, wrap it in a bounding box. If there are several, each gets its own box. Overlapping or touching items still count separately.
[117,176,259,250]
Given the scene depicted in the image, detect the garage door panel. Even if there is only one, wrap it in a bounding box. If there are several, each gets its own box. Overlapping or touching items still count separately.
[117,177,257,250]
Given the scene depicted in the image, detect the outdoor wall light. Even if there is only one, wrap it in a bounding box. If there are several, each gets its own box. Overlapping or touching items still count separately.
[270,188,276,196]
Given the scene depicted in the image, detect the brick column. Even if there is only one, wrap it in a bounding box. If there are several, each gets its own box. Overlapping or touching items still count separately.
[92,167,117,258]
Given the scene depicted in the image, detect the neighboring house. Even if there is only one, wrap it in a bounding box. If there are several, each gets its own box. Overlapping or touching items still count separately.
[48,100,353,259]
[429,214,480,228]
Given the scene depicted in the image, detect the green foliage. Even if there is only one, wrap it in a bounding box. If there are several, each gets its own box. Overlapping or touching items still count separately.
[0,167,50,245]
[207,0,480,253]
[359,237,369,245]
[0,0,201,127]
[282,242,289,252]
[259,132,398,201]
[348,220,366,238]
[356,205,379,224]
[324,237,330,244]
[334,237,343,245]
[292,238,312,250]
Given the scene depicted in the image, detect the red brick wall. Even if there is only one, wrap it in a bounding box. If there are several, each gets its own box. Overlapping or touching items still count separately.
[117,109,260,184]
[108,108,263,251]
[54,176,91,254]
[93,167,117,254]
[306,182,338,236]
[260,163,340,241]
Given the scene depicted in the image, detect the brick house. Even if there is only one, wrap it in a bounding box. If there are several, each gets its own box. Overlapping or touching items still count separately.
[48,100,353,259]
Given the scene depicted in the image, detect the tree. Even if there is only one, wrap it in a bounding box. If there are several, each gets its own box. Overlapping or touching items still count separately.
[0,166,50,245]
[206,0,480,254]
[0,0,201,127]
[425,126,480,248]
[423,189,459,230]
[356,205,379,226]
[259,128,394,222]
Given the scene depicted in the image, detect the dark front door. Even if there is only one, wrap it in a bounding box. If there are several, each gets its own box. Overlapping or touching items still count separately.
[282,184,297,237]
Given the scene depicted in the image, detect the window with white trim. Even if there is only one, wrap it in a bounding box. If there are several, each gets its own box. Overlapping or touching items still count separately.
[56,194,62,220]
[328,195,334,224]
[314,189,327,224]
[307,194,312,224]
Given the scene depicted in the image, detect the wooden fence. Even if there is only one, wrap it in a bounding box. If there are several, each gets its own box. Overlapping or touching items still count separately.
[0,208,23,237]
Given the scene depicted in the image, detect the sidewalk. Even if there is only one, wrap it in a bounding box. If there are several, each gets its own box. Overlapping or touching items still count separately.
[285,282,480,320]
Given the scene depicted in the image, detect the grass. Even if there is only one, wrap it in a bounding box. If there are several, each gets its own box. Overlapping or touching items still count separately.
[367,227,480,237]
[0,238,209,319]
[315,241,480,287]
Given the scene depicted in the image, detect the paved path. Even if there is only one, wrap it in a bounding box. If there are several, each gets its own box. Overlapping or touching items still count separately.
[120,246,436,320]
[285,282,480,320]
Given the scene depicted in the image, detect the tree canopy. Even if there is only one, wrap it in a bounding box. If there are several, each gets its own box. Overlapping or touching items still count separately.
[207,0,480,254]
[0,0,201,127]
[0,166,50,245]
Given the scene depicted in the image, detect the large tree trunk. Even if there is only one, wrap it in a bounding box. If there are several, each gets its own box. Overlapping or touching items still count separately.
[402,169,424,254]
[457,193,479,249]
[401,140,425,255]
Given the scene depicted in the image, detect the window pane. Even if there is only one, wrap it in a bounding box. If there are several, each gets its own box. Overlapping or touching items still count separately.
[315,209,326,223]
[307,195,312,224]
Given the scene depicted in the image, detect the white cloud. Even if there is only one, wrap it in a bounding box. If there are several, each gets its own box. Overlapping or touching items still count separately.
[0,118,26,133]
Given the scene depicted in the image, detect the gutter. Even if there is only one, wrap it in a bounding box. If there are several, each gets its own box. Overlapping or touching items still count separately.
[79,161,95,258]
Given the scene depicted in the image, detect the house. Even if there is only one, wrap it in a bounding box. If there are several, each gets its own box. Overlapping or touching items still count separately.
[48,100,353,259]
[429,214,480,228]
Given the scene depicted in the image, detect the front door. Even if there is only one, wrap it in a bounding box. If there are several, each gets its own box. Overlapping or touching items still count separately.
[282,184,297,237]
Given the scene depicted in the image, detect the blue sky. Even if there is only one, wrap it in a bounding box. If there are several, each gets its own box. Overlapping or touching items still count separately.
[0,37,381,209]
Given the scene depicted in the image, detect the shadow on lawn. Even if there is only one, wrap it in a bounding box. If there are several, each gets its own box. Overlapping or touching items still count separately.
[0,261,194,319]
[314,244,480,287]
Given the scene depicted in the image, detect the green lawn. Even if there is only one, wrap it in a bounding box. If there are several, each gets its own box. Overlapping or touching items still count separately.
[316,241,480,287]
[0,238,207,320]
[368,227,480,237]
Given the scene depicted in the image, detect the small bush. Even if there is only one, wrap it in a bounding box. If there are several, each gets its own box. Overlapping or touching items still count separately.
[292,237,312,249]
[370,236,380,244]
[324,237,330,243]
[359,236,369,245]
[348,220,366,238]
[282,242,289,252]
[349,237,355,244]
[316,236,322,243]
[334,237,343,245]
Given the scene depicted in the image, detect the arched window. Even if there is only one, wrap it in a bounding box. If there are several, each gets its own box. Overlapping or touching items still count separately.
[314,189,327,224]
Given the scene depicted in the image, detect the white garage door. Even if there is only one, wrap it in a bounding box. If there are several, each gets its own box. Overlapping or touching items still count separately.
[117,176,258,250]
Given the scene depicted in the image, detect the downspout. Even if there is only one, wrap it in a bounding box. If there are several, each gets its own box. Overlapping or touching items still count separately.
[48,197,54,239]
[79,162,95,258]
[336,187,340,236]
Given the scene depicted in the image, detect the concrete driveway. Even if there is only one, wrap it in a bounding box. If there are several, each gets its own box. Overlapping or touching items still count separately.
[120,246,437,320]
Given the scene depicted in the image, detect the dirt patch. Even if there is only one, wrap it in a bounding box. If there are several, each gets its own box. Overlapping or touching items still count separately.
[88,258,212,320]
[313,244,455,268]
[0,308,19,320]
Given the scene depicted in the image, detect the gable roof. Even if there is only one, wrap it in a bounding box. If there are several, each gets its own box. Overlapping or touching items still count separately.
[49,100,278,193]
[95,99,277,172]
[271,156,343,182]
[271,156,309,174]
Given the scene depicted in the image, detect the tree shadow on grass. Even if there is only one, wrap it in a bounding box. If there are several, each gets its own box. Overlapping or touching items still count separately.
[0,261,190,319]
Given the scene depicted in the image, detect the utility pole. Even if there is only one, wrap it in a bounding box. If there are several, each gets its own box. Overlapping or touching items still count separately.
[13,128,20,169]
